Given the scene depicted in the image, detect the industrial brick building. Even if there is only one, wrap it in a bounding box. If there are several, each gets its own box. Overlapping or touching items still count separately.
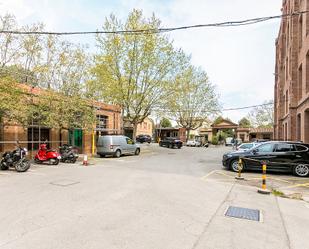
[274,0,309,142]
[0,84,122,155]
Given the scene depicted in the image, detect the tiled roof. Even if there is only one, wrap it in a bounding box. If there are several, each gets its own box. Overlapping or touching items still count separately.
[249,127,273,133]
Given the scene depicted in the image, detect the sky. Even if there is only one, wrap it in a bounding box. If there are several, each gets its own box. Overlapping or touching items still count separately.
[0,0,282,123]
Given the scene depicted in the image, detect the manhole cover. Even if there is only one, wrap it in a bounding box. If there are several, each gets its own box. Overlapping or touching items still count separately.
[50,179,80,187]
[225,206,260,221]
[168,153,176,155]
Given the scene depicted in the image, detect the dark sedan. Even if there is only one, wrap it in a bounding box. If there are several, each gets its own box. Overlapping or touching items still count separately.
[136,134,151,143]
[222,141,309,177]
[159,137,183,149]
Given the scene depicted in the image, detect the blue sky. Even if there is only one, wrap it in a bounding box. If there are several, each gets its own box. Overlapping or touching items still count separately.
[0,0,282,123]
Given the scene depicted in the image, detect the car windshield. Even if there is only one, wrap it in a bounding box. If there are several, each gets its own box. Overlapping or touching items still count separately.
[239,143,253,149]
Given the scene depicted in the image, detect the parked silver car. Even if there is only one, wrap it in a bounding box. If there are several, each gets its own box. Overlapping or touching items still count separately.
[97,135,140,158]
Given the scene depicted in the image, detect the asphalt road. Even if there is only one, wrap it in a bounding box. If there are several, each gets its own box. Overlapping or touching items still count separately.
[101,144,232,177]
[1,144,309,249]
[0,145,234,249]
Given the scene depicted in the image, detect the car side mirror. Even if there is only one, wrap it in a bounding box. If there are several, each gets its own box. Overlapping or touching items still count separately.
[252,148,258,154]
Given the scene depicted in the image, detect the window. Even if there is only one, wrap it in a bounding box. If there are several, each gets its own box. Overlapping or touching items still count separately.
[299,15,303,50]
[286,90,289,114]
[306,52,309,93]
[295,145,308,151]
[126,138,134,145]
[257,143,274,153]
[239,144,253,149]
[275,143,293,152]
[27,128,50,150]
[298,64,303,99]
[96,115,108,130]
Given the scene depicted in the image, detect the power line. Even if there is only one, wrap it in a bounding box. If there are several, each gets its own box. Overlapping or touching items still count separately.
[222,102,273,111]
[0,11,308,36]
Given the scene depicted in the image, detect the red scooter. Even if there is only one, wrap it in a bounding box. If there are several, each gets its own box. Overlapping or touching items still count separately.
[34,144,61,165]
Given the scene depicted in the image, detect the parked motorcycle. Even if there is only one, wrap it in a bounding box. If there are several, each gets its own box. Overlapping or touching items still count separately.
[34,144,61,165]
[0,146,31,172]
[59,144,78,163]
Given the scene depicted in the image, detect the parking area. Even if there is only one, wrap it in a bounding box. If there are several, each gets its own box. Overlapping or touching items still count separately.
[1,144,309,200]
[201,163,309,201]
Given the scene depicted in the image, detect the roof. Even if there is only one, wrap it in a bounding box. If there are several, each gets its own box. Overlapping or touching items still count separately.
[249,127,273,134]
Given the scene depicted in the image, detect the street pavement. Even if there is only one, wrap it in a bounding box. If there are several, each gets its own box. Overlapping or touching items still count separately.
[0,144,308,249]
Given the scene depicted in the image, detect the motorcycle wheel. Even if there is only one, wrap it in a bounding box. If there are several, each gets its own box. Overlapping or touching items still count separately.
[49,158,60,165]
[70,157,77,163]
[0,160,9,170]
[34,158,42,164]
[15,159,31,172]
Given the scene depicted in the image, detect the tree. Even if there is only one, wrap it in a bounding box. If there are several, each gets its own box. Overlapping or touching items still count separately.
[160,117,172,128]
[238,117,251,128]
[0,77,29,124]
[89,9,183,139]
[167,66,219,141]
[247,100,274,128]
[0,14,21,68]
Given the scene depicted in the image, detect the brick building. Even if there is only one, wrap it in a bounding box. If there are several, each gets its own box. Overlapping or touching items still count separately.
[123,117,154,139]
[274,0,309,142]
[0,84,122,155]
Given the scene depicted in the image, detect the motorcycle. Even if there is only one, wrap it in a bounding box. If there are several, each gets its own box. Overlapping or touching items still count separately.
[0,146,31,172]
[59,144,79,163]
[34,143,61,165]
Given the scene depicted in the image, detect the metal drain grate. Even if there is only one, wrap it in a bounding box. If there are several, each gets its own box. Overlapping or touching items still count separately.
[225,206,260,221]
[50,179,80,187]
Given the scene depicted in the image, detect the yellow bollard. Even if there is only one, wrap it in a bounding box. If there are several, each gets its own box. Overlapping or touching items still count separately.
[235,157,244,180]
[257,162,270,194]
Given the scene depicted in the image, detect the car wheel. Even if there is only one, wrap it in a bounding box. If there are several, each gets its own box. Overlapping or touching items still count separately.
[230,159,243,172]
[114,150,121,158]
[135,148,140,155]
[293,163,309,177]
[99,154,105,158]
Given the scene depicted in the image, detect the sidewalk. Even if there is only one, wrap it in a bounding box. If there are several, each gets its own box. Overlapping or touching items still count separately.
[196,177,309,249]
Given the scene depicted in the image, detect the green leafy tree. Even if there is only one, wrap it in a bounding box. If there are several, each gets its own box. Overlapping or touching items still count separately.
[0,77,29,124]
[167,65,219,141]
[160,117,172,128]
[238,117,251,128]
[89,9,183,139]
[212,116,232,125]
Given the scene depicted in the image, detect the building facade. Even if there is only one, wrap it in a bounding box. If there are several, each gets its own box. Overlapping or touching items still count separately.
[199,119,273,143]
[0,85,122,155]
[123,117,154,139]
[274,0,309,142]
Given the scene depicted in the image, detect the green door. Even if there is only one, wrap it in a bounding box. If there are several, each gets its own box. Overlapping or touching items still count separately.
[69,129,83,152]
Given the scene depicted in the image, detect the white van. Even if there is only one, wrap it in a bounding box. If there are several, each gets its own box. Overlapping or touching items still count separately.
[97,135,140,158]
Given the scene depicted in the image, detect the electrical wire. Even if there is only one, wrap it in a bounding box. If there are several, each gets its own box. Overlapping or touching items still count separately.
[0,11,308,36]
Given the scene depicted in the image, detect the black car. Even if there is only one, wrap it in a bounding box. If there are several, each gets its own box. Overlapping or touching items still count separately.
[136,134,152,143]
[222,141,309,177]
[159,137,183,149]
